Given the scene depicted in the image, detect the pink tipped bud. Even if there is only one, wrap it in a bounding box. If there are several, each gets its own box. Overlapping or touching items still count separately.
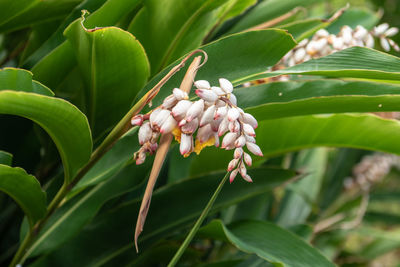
[246,135,256,143]
[211,86,225,96]
[227,108,240,122]
[178,119,187,127]
[243,113,258,129]
[385,27,399,37]
[219,78,233,93]
[186,99,204,122]
[214,133,220,147]
[221,132,237,148]
[227,159,239,171]
[246,142,263,156]
[160,115,177,134]
[229,94,237,106]
[151,109,170,128]
[218,118,229,136]
[374,23,389,36]
[234,148,243,159]
[235,135,246,148]
[244,152,252,166]
[138,122,152,145]
[131,115,143,126]
[243,174,253,182]
[172,100,192,120]
[200,105,216,126]
[197,124,213,143]
[149,109,161,126]
[173,88,188,100]
[181,118,199,134]
[195,89,218,102]
[239,163,247,177]
[380,37,390,51]
[180,134,193,155]
[194,80,210,89]
[229,120,240,133]
[230,169,238,183]
[211,117,222,132]
[162,95,177,109]
[214,106,227,120]
[243,123,256,137]
[136,152,146,165]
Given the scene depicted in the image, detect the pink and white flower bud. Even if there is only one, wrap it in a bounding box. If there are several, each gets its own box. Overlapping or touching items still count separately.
[149,109,161,126]
[374,23,389,35]
[194,80,210,89]
[235,135,246,147]
[178,119,187,127]
[230,169,238,183]
[138,122,152,145]
[211,117,222,132]
[162,95,177,109]
[234,148,243,159]
[315,29,329,38]
[149,142,158,153]
[195,89,218,102]
[136,152,146,165]
[243,123,256,137]
[243,113,258,129]
[365,34,375,48]
[227,108,240,121]
[151,109,170,128]
[181,118,199,134]
[239,163,247,177]
[341,26,353,44]
[180,134,193,155]
[200,105,216,126]
[211,86,225,96]
[160,115,177,133]
[244,152,252,166]
[219,78,233,94]
[228,120,240,133]
[294,47,306,62]
[332,36,344,50]
[227,158,239,171]
[172,100,192,120]
[221,132,237,148]
[243,174,253,182]
[229,93,237,106]
[385,27,399,37]
[173,88,188,100]
[214,132,220,147]
[197,124,213,143]
[214,106,227,120]
[216,100,226,107]
[218,117,229,136]
[380,37,391,51]
[131,115,143,126]
[186,99,204,122]
[245,135,256,143]
[246,142,263,156]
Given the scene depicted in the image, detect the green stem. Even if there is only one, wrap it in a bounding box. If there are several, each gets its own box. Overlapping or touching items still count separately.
[167,172,229,267]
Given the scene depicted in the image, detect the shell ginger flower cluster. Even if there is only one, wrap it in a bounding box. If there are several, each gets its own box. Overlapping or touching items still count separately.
[131,78,263,183]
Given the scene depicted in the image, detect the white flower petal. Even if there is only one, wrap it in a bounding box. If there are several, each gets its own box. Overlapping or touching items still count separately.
[246,142,263,156]
[195,89,218,102]
[186,99,204,122]
[200,105,216,126]
[173,88,188,100]
[219,78,233,93]
[227,107,240,122]
[172,100,192,120]
[194,80,211,89]
[221,132,237,148]
[180,134,193,155]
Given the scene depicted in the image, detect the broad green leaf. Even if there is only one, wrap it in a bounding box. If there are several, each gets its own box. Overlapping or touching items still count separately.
[241,47,400,83]
[0,91,92,183]
[226,0,320,34]
[0,151,12,166]
[190,114,400,175]
[0,0,82,33]
[236,80,400,120]
[128,0,229,74]
[24,161,150,259]
[137,29,296,111]
[277,148,328,227]
[200,219,334,266]
[30,168,296,266]
[326,8,380,34]
[0,165,46,226]
[280,18,329,41]
[218,0,257,22]
[0,0,40,28]
[64,18,150,137]
[0,68,53,96]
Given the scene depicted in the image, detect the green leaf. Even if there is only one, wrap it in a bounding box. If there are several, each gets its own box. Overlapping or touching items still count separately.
[0,151,12,166]
[64,18,150,137]
[190,114,400,175]
[226,0,320,34]
[277,148,328,227]
[137,29,296,111]
[0,0,82,33]
[0,0,40,28]
[280,18,329,41]
[128,0,229,74]
[236,80,400,120]
[0,91,92,183]
[29,168,296,266]
[0,68,54,96]
[242,47,400,83]
[200,219,334,266]
[326,8,380,34]
[0,164,46,226]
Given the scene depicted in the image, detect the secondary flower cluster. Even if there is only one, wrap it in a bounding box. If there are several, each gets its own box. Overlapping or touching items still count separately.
[131,78,263,183]
[282,23,399,68]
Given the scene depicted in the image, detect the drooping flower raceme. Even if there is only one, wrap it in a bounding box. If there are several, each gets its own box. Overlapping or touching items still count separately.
[131,78,263,183]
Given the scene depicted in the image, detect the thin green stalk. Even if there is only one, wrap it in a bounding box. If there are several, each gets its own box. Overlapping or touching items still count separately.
[167,172,229,267]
